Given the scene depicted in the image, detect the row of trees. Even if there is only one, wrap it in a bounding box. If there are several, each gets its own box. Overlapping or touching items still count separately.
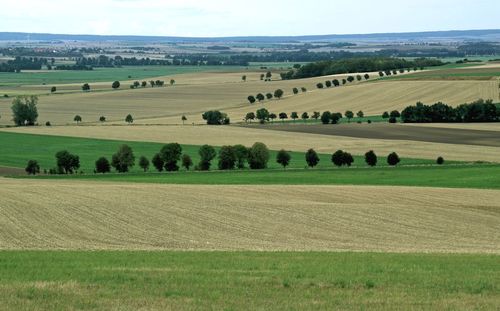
[316,74,370,89]
[401,99,499,123]
[244,109,369,124]
[247,89,285,104]
[80,79,174,92]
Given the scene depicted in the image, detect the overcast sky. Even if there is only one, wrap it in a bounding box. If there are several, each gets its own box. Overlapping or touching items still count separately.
[1,0,499,37]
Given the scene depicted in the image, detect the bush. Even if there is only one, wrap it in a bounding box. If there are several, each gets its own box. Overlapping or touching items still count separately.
[305,149,320,168]
[198,145,216,171]
[182,154,193,170]
[56,150,80,174]
[365,150,377,167]
[233,144,249,169]
[95,157,111,174]
[25,160,40,175]
[276,150,291,169]
[152,153,164,172]
[387,152,401,166]
[139,156,150,172]
[437,156,445,165]
[111,145,135,173]
[248,142,270,169]
[218,146,237,170]
[160,143,182,172]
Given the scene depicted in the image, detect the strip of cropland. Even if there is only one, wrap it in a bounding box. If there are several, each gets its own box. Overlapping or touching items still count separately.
[0,251,498,310]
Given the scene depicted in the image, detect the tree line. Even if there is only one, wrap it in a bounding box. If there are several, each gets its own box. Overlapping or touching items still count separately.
[0,56,47,72]
[401,99,499,123]
[280,57,444,80]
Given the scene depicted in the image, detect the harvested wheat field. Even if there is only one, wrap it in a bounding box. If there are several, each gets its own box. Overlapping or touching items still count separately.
[1,179,499,253]
[402,122,500,132]
[3,125,500,162]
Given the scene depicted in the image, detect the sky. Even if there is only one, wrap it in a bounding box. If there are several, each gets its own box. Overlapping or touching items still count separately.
[0,0,499,37]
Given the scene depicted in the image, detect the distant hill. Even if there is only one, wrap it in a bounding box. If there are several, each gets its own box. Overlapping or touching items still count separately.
[1,29,500,43]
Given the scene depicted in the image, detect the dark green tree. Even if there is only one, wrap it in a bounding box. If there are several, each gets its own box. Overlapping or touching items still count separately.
[269,113,277,122]
[382,111,390,119]
[266,93,273,100]
[256,93,265,102]
[256,108,270,123]
[437,156,445,165]
[125,114,134,124]
[139,156,150,172]
[345,110,354,122]
[291,112,299,122]
[356,110,364,118]
[274,89,284,99]
[365,150,377,167]
[152,153,164,172]
[182,154,193,170]
[233,144,249,169]
[316,82,324,89]
[160,143,182,171]
[95,157,111,174]
[111,145,135,173]
[82,83,90,91]
[248,142,270,169]
[25,160,40,175]
[387,152,401,166]
[218,146,237,170]
[331,150,345,167]
[247,95,256,104]
[198,145,217,171]
[305,149,320,168]
[245,112,256,123]
[292,87,299,95]
[321,111,332,124]
[74,115,82,124]
[276,149,291,169]
[301,112,309,122]
[279,112,288,122]
[50,86,56,93]
[112,81,120,89]
[56,150,80,174]
[11,96,39,126]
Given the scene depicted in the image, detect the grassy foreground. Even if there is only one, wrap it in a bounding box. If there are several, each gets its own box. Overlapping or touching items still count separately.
[0,251,498,310]
[0,131,439,173]
[29,164,500,190]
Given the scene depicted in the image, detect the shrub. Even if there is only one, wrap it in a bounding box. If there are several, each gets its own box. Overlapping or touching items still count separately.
[95,157,111,174]
[387,152,401,166]
[248,142,270,169]
[25,160,40,175]
[182,154,193,170]
[437,156,445,165]
[198,145,216,171]
[276,149,291,169]
[233,144,249,169]
[152,153,164,172]
[160,143,182,172]
[305,149,320,168]
[139,156,150,172]
[218,145,237,170]
[111,145,135,173]
[365,150,377,167]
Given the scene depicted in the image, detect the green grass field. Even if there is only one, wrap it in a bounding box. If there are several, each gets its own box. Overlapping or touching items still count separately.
[27,164,500,189]
[0,66,246,86]
[0,251,497,310]
[0,131,439,173]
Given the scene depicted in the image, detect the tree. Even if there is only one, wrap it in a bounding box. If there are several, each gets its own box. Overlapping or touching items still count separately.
[218,146,237,170]
[316,83,324,89]
[256,108,270,124]
[95,157,111,174]
[260,74,265,81]
[133,81,140,88]
[25,160,40,175]
[390,110,401,118]
[202,110,230,125]
[111,145,135,173]
[387,152,401,166]
[342,79,347,85]
[181,115,187,125]
[379,71,384,77]
[347,76,355,83]
[356,75,362,81]
[343,152,354,167]
[245,112,256,123]
[279,112,288,122]
[321,111,332,124]
[266,93,273,100]
[291,112,299,122]
[345,110,354,122]
[325,80,332,88]
[242,75,247,82]
[112,81,120,89]
[305,149,320,168]
[331,112,342,124]
[274,89,284,99]
[233,144,249,169]
[389,117,397,123]
[269,113,277,122]
[152,153,164,172]
[266,71,272,80]
[11,96,38,126]
[256,93,265,102]
[56,150,80,174]
[150,80,155,87]
[331,79,339,87]
[198,145,216,170]
[82,83,90,91]
[292,87,299,95]
[382,111,389,119]
[276,149,291,169]
[437,156,445,165]
[365,150,377,167]
[74,115,82,124]
[331,150,345,167]
[312,111,320,121]
[364,74,370,80]
[160,143,182,171]
[99,116,106,122]
[301,112,309,122]
[248,95,256,104]
[170,79,175,86]
[125,114,134,124]
[139,156,150,172]
[141,81,147,87]
[182,154,193,170]
[357,110,364,118]
[50,86,56,93]
[248,142,270,169]
[301,87,307,92]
